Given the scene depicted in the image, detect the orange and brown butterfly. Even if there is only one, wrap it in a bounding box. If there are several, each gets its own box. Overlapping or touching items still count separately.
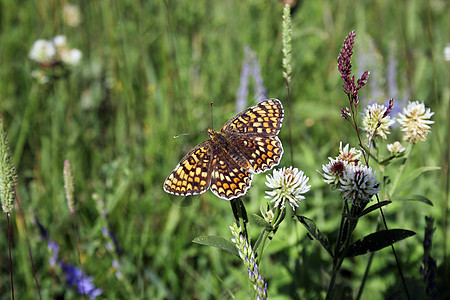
[163,99,284,200]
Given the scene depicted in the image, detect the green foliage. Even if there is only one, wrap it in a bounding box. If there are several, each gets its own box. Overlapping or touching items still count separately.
[0,0,448,299]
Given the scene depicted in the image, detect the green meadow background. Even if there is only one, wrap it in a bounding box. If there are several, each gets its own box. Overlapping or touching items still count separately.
[0,0,448,299]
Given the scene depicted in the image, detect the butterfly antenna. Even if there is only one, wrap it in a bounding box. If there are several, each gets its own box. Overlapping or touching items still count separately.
[210,102,214,129]
[173,131,205,139]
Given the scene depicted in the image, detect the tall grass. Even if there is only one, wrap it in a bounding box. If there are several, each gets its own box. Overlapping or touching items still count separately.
[0,0,448,299]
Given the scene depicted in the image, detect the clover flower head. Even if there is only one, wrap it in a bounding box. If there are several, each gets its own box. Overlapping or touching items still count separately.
[321,158,348,185]
[445,43,450,61]
[29,36,82,69]
[29,39,56,64]
[53,35,68,49]
[362,103,395,140]
[265,167,310,210]
[387,141,406,155]
[338,163,380,205]
[63,3,81,27]
[397,101,434,143]
[338,142,362,164]
[61,48,82,66]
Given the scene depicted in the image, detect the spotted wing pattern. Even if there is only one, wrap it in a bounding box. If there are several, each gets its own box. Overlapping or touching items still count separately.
[221,99,284,136]
[226,135,284,174]
[209,146,253,200]
[163,141,212,196]
[163,99,284,200]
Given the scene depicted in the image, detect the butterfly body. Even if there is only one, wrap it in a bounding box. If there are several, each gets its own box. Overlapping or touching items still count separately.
[164,99,284,200]
[209,129,253,171]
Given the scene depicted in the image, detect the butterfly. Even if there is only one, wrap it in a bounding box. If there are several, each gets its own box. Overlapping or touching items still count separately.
[163,99,284,200]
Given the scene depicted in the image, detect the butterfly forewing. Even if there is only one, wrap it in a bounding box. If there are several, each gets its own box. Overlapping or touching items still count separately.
[209,147,253,200]
[163,141,213,196]
[221,99,284,136]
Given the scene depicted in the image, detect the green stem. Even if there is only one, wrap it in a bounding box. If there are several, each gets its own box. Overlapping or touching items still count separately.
[327,202,359,300]
[389,143,412,196]
[256,206,281,265]
[356,221,380,300]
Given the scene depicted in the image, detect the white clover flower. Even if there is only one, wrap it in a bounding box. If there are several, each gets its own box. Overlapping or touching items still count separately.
[29,39,56,64]
[397,101,434,143]
[338,163,380,205]
[362,103,395,140]
[387,141,406,155]
[31,70,49,84]
[265,167,310,210]
[60,48,82,66]
[338,142,362,164]
[321,158,348,186]
[63,3,81,27]
[53,35,68,49]
[445,43,450,61]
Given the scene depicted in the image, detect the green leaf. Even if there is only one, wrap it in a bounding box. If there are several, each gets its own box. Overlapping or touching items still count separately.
[393,166,440,197]
[394,195,434,206]
[358,201,391,217]
[193,236,240,258]
[253,214,272,229]
[294,215,333,258]
[346,229,416,257]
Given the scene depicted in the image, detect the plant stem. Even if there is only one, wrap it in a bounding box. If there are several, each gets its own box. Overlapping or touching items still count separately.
[256,206,280,264]
[7,213,15,300]
[389,143,412,196]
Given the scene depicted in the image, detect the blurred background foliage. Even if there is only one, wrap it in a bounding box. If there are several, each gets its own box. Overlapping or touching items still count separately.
[0,0,448,299]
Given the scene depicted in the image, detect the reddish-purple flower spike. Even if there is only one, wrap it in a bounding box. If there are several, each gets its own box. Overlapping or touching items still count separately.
[337,31,355,79]
[341,107,351,119]
[338,31,365,105]
[382,98,395,118]
[357,70,370,89]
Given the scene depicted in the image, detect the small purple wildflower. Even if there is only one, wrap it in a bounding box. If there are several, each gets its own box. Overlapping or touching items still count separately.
[249,49,267,102]
[236,51,250,112]
[386,43,398,101]
[102,226,122,256]
[230,223,268,299]
[48,240,59,267]
[236,46,267,112]
[35,216,49,239]
[60,262,102,299]
[35,216,102,299]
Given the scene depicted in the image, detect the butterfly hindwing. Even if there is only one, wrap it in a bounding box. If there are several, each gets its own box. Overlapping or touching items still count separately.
[209,147,253,200]
[226,135,284,174]
[163,141,213,196]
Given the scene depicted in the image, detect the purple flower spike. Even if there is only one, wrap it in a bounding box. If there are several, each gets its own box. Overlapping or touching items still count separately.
[60,262,103,299]
[338,31,370,106]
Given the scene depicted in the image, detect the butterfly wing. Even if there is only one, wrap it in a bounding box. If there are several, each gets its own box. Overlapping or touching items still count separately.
[163,141,213,196]
[209,147,253,200]
[221,99,284,136]
[226,135,283,174]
